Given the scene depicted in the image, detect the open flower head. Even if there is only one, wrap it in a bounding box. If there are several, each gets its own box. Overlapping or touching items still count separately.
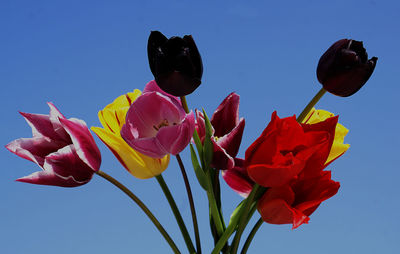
[91,82,170,179]
[6,103,101,187]
[245,111,338,187]
[121,81,195,158]
[196,92,245,170]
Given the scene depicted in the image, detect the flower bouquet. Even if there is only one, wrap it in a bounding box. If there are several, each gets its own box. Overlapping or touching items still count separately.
[6,31,377,254]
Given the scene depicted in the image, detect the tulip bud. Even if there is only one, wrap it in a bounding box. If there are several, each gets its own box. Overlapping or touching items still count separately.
[317,39,377,97]
[147,31,203,97]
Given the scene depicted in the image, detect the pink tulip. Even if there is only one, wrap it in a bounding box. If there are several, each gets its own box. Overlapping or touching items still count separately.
[6,103,101,187]
[121,81,195,158]
[196,92,245,170]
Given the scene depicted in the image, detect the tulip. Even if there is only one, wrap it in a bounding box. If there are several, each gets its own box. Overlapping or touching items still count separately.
[121,84,195,158]
[245,112,338,188]
[221,158,254,198]
[195,92,245,170]
[257,170,340,229]
[91,82,170,179]
[317,39,378,97]
[302,108,350,164]
[147,31,203,96]
[6,103,101,187]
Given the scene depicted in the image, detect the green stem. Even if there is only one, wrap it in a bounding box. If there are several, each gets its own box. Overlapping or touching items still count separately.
[176,154,202,254]
[205,169,225,238]
[211,201,247,254]
[156,174,196,254]
[180,96,190,113]
[296,88,326,123]
[230,184,260,254]
[212,169,226,230]
[181,95,225,239]
[180,96,203,166]
[95,170,180,254]
[240,218,263,254]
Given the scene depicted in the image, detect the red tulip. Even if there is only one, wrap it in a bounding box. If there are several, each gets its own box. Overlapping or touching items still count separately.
[6,103,101,187]
[257,170,340,229]
[245,111,337,187]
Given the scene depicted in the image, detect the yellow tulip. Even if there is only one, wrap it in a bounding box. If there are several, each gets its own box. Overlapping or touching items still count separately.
[91,90,170,179]
[302,108,350,164]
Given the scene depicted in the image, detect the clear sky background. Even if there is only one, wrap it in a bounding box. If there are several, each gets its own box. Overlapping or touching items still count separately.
[1,0,399,253]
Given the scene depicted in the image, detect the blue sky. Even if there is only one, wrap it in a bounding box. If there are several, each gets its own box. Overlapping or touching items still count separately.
[1,0,399,253]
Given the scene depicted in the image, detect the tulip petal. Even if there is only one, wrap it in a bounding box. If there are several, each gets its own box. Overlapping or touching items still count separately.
[302,109,349,164]
[19,111,62,140]
[16,170,85,187]
[43,145,94,183]
[98,90,142,134]
[292,171,340,214]
[211,92,240,137]
[92,126,169,178]
[6,137,65,167]
[211,139,235,170]
[216,118,245,158]
[59,118,101,171]
[121,122,168,158]
[257,186,310,228]
[156,111,195,155]
[300,116,338,177]
[143,80,181,106]
[247,160,305,188]
[17,145,93,187]
[222,159,253,197]
[47,102,71,142]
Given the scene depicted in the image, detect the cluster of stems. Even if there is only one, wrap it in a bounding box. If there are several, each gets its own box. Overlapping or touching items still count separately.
[96,88,326,253]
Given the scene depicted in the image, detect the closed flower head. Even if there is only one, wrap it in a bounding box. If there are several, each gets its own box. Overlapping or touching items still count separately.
[317,39,378,97]
[147,31,203,96]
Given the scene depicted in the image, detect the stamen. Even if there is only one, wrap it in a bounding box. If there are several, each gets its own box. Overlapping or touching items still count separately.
[153,119,170,131]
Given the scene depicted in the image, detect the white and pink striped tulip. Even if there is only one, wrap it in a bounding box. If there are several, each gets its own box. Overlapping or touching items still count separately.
[6,103,101,187]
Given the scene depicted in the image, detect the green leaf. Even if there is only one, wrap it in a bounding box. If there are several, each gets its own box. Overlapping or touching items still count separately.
[202,109,214,169]
[190,144,208,190]
[229,199,246,225]
[192,130,204,164]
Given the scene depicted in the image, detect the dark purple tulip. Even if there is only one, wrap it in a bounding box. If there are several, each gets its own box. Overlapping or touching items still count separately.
[147,31,203,97]
[317,39,377,97]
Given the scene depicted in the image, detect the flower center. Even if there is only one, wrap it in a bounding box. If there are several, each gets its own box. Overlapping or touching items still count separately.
[153,119,169,131]
[280,145,307,157]
[153,119,177,131]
